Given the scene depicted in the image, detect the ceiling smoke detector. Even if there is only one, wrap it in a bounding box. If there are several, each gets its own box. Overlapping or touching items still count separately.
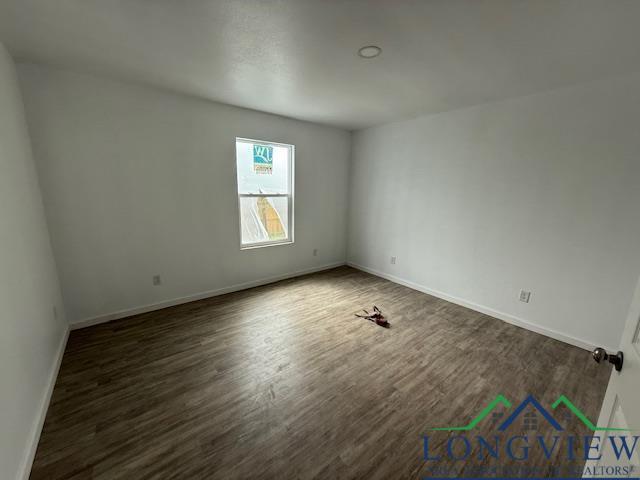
[358,45,382,59]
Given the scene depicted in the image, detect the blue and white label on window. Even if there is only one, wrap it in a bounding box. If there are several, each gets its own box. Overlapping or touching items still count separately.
[253,144,273,174]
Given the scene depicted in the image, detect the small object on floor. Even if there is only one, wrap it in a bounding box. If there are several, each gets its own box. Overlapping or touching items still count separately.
[355,305,390,328]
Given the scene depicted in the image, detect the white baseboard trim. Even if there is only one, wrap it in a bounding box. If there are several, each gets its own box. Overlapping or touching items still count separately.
[19,326,69,480]
[71,261,346,330]
[347,261,608,352]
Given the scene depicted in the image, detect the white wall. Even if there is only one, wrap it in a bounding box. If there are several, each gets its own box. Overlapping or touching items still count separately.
[348,73,640,350]
[0,45,67,480]
[17,64,351,326]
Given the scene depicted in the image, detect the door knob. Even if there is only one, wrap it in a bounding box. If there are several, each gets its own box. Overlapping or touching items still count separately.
[592,347,623,372]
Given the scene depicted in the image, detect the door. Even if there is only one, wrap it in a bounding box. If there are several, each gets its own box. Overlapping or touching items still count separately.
[583,276,640,477]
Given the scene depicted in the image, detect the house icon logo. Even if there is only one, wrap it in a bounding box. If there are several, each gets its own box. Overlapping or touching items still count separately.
[498,395,562,431]
[429,394,630,432]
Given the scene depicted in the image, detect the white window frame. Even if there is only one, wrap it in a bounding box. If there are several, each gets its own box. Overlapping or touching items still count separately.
[235,137,295,250]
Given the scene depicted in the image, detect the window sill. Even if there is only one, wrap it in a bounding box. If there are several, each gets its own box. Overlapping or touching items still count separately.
[240,240,294,250]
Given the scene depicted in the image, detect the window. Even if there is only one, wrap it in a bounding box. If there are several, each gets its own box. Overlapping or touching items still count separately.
[235,138,294,248]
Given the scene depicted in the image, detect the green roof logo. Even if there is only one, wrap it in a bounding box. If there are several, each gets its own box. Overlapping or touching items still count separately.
[430,394,631,432]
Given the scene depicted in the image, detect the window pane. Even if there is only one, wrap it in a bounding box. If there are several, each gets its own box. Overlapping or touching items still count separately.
[236,140,290,194]
[239,196,289,245]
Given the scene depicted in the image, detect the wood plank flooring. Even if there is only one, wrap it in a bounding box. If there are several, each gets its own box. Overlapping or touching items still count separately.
[30,266,610,479]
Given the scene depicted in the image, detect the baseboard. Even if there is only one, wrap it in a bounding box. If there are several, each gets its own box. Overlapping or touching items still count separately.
[71,261,346,330]
[347,261,607,352]
[19,326,69,480]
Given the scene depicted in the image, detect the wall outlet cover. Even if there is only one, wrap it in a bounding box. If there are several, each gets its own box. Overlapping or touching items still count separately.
[519,290,531,303]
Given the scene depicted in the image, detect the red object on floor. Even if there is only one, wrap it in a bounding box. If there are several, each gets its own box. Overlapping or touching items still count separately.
[355,305,390,328]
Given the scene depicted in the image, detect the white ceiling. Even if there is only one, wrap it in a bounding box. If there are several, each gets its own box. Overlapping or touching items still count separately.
[2,0,640,130]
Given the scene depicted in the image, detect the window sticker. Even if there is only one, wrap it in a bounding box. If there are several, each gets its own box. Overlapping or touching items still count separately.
[253,144,273,174]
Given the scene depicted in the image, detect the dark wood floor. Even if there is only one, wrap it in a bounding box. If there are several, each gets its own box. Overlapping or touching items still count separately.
[31,266,610,479]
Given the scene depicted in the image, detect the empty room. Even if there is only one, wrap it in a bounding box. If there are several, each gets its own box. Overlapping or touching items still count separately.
[2,1,640,479]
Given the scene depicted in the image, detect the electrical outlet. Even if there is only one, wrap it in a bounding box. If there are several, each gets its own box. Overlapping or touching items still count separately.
[153,275,162,286]
[313,248,318,257]
[519,290,531,303]
[390,256,397,265]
